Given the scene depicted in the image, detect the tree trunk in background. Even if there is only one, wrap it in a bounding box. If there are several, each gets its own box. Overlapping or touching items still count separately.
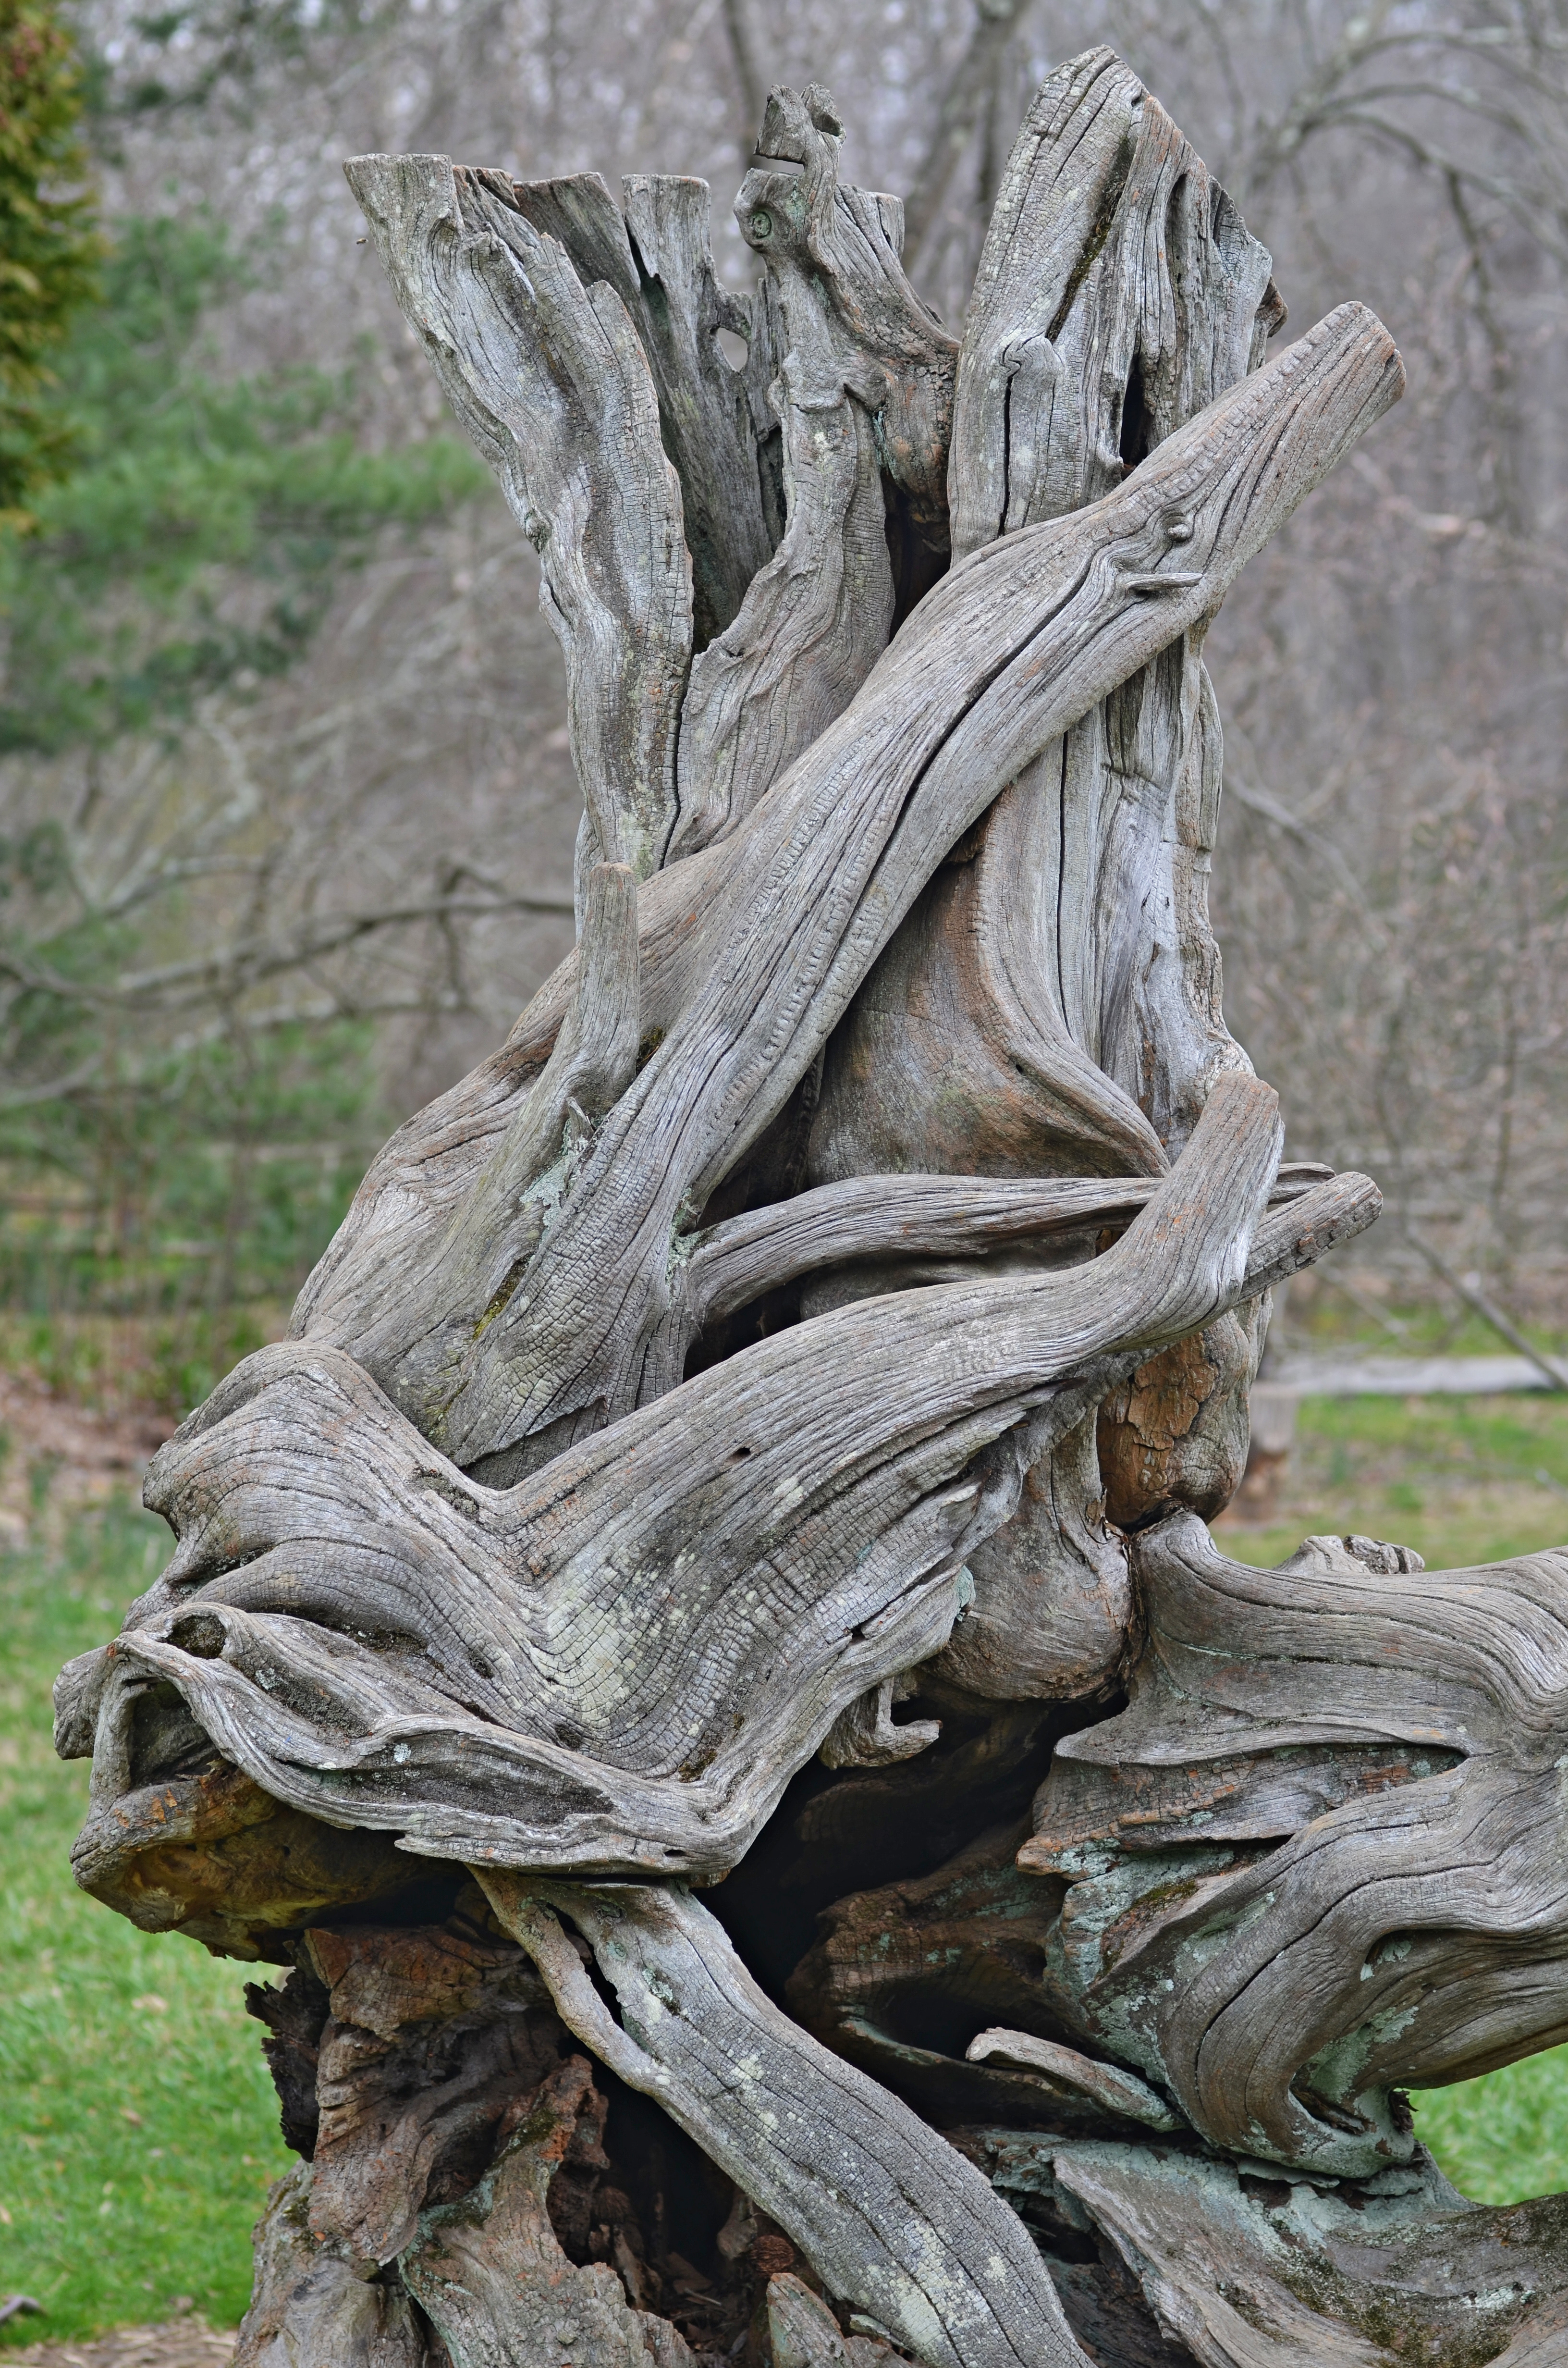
[53,46,1568,2368]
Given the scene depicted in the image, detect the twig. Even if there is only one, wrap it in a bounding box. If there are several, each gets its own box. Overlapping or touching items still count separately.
[0,892,574,1016]
[722,0,767,167]
[1315,1266,1412,1341]
[903,0,1040,273]
[1406,1226,1568,1390]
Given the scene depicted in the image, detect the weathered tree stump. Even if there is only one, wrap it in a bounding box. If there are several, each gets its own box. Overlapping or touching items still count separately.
[54,45,1568,2368]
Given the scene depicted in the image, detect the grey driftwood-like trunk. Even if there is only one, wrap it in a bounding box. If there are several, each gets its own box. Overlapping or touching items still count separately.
[53,45,1568,2368]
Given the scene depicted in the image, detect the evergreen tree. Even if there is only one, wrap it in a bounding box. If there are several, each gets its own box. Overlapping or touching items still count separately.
[0,0,101,521]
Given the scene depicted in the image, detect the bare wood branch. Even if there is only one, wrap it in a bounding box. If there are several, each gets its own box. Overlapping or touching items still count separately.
[481,1877,1094,2368]
[355,305,1399,1479]
[1406,1224,1568,1388]
[686,1164,1333,1329]
[902,0,1042,278]
[721,0,768,170]
[344,152,694,884]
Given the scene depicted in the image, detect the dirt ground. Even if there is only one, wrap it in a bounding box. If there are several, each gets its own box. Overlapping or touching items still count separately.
[0,2319,231,2367]
[0,1367,172,1548]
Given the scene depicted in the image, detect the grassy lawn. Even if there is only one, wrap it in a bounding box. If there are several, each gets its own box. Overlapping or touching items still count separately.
[0,1503,292,2344]
[1215,1390,1568,2209]
[1412,2044,1568,2208]
[1218,1388,1568,1575]
[0,1394,1565,2343]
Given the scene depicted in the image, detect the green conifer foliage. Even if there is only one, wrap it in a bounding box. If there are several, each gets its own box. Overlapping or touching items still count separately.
[0,0,101,521]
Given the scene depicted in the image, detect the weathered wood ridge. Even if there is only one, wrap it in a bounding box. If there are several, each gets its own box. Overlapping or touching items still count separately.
[53,45,1568,2368]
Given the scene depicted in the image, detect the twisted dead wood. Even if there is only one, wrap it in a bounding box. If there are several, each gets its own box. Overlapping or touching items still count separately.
[972,2135,1568,2368]
[490,168,774,655]
[294,304,1399,1480]
[480,1877,1091,2368]
[1022,1516,1568,2177]
[58,49,1564,2368]
[60,1084,1381,1897]
[812,49,1293,1640]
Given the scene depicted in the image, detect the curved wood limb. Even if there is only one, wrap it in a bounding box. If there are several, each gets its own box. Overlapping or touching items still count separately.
[683,1164,1333,1330]
[479,1876,1093,2368]
[357,306,1400,1478]
[344,153,692,887]
[1023,1515,1568,2176]
[61,1091,1380,1896]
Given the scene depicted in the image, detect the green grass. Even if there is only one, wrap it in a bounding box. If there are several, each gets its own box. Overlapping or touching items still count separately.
[1,1394,1566,2341]
[0,1502,292,2343]
[1216,1390,1568,2206]
[1221,1388,1568,1574]
[1413,2047,1568,2206]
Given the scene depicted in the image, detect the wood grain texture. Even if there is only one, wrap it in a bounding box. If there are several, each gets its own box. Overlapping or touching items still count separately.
[686,1164,1331,1329]
[783,1825,1196,2146]
[498,168,772,651]
[301,1921,562,2264]
[809,51,1294,1597]
[949,46,1281,559]
[973,2136,1568,2368]
[322,115,1393,1478]
[964,2035,1180,2133]
[481,1876,1092,2368]
[805,51,1295,1632]
[285,305,1396,1485]
[765,2273,905,2368]
[1094,1304,1268,1529]
[344,153,692,888]
[399,2055,696,2368]
[390,307,1399,1477]
[924,1408,1129,1702]
[236,1902,795,2364]
[489,151,903,871]
[817,43,1285,1191]
[297,857,646,1431]
[736,84,957,622]
[666,350,893,862]
[62,1094,1379,1896]
[235,2161,427,2367]
[1022,1515,1568,2177]
[285,841,720,1377]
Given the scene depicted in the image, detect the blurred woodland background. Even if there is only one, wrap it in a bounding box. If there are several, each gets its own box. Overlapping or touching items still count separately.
[1,0,1567,1420]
